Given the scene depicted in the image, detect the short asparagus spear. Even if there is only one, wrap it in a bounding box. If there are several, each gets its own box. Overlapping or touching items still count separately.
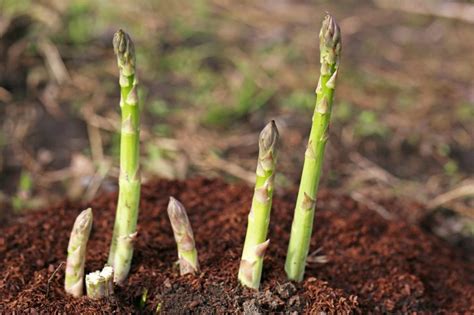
[100,266,114,296]
[238,121,279,289]
[108,29,141,283]
[167,197,199,275]
[285,14,341,282]
[85,266,114,299]
[85,271,102,299]
[65,208,93,297]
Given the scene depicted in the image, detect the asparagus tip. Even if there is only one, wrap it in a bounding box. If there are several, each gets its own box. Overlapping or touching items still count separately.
[113,29,135,72]
[167,197,190,233]
[320,14,341,50]
[76,208,93,232]
[168,196,183,215]
[259,120,279,154]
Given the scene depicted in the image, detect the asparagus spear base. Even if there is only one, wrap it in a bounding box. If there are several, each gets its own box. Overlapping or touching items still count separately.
[285,210,314,281]
[110,178,140,283]
[238,239,270,289]
[86,266,114,299]
[178,249,200,275]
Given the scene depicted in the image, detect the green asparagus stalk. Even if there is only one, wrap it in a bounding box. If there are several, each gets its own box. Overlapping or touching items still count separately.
[65,208,93,297]
[108,29,141,284]
[238,121,279,289]
[285,14,341,282]
[167,197,199,275]
[85,266,114,299]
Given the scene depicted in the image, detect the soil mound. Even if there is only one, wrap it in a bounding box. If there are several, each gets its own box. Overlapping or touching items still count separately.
[1,178,472,313]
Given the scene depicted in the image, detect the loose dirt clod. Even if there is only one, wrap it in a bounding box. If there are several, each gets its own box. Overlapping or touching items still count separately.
[276,282,297,299]
[0,178,472,313]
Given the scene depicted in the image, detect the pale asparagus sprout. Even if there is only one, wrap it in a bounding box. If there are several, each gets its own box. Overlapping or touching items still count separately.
[167,197,199,275]
[65,208,93,297]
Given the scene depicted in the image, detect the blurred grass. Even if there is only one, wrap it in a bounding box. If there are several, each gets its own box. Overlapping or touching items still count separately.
[0,0,473,218]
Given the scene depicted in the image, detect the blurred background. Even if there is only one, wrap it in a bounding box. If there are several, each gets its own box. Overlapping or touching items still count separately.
[0,0,473,244]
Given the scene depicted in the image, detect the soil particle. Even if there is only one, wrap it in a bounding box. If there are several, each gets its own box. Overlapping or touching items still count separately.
[276,282,297,299]
[243,299,260,315]
[0,178,473,313]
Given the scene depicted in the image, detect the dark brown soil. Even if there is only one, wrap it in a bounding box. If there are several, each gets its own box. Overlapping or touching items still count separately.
[0,178,473,313]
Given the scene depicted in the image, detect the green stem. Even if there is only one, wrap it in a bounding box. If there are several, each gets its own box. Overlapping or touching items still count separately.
[238,121,279,289]
[285,14,341,282]
[65,208,93,297]
[167,197,199,275]
[108,29,141,284]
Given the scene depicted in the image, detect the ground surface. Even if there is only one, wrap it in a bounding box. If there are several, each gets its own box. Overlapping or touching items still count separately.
[1,178,472,313]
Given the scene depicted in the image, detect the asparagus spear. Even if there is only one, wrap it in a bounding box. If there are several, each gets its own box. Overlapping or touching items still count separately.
[167,197,199,275]
[100,266,114,296]
[65,208,93,297]
[238,121,279,289]
[108,29,141,283]
[285,14,341,282]
[85,266,114,299]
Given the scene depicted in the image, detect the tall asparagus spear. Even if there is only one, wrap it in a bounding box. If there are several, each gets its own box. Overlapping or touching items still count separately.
[65,208,93,297]
[285,14,341,282]
[238,121,279,289]
[108,29,141,283]
[167,197,199,275]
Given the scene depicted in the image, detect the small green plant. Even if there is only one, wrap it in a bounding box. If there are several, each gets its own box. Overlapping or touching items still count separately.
[12,170,33,212]
[139,288,149,309]
[355,110,389,138]
[65,208,93,297]
[107,29,142,284]
[282,90,314,111]
[167,197,200,275]
[285,14,342,282]
[203,69,274,127]
[238,121,279,289]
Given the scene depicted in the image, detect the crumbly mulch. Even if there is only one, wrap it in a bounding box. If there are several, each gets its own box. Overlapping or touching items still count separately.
[0,178,472,313]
